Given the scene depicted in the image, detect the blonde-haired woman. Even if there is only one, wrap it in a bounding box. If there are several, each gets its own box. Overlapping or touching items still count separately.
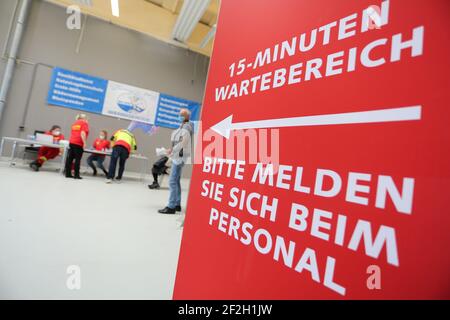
[64,114,90,179]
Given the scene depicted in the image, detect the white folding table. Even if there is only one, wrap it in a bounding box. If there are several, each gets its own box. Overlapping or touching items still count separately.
[83,148,150,181]
[0,137,69,174]
[0,137,150,181]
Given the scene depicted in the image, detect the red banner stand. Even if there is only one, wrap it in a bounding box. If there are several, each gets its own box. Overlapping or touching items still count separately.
[174,0,450,299]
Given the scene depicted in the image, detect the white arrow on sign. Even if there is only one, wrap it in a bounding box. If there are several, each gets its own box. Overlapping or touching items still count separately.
[211,105,422,139]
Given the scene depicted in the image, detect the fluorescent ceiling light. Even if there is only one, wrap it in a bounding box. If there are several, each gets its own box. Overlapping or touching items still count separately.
[111,0,120,17]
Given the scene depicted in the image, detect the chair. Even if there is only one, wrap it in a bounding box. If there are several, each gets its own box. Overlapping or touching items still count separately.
[151,156,170,186]
[158,165,171,186]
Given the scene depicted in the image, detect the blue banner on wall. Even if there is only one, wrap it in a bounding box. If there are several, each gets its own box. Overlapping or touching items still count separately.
[155,94,202,129]
[47,67,201,129]
[47,68,108,114]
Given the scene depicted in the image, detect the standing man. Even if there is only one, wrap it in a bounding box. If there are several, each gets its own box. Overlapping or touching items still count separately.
[106,129,137,184]
[158,109,193,214]
[65,114,89,180]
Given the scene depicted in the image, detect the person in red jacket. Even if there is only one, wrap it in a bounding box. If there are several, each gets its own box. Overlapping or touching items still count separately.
[65,114,89,179]
[29,125,65,172]
[87,130,110,176]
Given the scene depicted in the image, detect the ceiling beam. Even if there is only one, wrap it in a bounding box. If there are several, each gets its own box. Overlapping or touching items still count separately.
[162,0,180,13]
[46,0,215,56]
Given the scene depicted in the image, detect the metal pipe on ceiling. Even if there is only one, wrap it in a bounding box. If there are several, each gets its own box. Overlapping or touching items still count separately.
[0,0,32,127]
[199,23,216,48]
[2,0,20,59]
[20,61,54,133]
[172,0,211,43]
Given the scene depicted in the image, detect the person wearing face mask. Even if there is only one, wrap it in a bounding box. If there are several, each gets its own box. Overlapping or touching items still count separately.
[86,130,110,176]
[29,125,65,172]
[158,108,193,214]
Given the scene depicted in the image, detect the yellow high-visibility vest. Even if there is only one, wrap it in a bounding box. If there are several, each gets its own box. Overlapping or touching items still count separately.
[112,129,137,151]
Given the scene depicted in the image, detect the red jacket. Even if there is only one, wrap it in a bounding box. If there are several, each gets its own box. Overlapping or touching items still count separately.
[69,120,89,146]
[93,138,110,156]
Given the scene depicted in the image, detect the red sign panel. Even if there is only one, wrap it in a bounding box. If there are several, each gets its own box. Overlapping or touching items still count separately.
[174,0,450,299]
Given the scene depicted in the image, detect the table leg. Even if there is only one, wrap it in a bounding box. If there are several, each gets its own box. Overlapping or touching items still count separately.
[140,160,145,182]
[9,141,17,166]
[142,159,149,183]
[60,146,68,175]
[0,138,5,159]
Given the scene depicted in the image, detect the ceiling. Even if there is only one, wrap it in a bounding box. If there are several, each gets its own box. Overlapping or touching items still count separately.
[46,0,220,56]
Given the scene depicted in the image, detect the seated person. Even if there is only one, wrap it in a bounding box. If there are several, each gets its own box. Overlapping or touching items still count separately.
[29,125,65,172]
[87,130,110,176]
[148,156,170,189]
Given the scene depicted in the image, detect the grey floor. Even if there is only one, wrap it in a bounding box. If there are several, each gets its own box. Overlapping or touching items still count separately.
[0,161,187,300]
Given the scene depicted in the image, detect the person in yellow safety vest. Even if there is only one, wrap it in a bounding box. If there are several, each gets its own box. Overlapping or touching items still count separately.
[106,129,137,184]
